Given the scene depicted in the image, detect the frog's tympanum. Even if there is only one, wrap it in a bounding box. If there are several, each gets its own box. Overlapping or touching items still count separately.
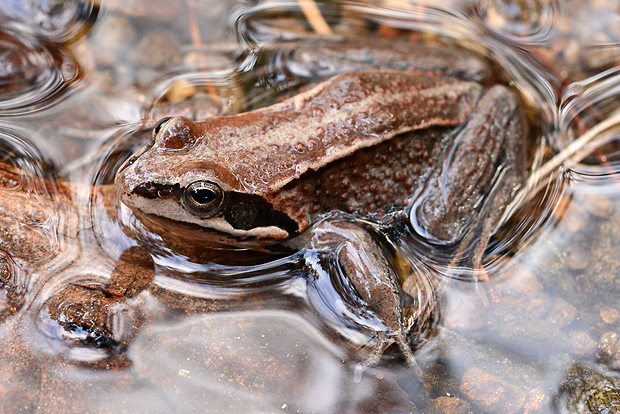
[114,39,527,374]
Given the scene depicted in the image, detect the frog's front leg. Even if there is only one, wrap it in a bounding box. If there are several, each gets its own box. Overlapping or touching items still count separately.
[286,219,422,380]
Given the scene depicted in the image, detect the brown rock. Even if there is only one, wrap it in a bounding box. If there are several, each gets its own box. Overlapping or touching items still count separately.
[430,396,472,414]
[569,330,597,357]
[546,298,578,328]
[597,331,620,369]
[600,307,620,324]
[459,368,526,414]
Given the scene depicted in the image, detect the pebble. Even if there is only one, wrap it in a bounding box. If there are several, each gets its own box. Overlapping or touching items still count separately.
[569,330,598,357]
[429,396,472,414]
[459,368,526,414]
[600,307,620,324]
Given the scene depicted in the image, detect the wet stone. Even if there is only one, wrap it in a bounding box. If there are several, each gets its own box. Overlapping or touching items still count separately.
[597,331,620,370]
[569,330,598,357]
[41,281,141,367]
[428,396,472,414]
[545,298,578,328]
[556,363,620,413]
[459,368,526,414]
[600,307,620,324]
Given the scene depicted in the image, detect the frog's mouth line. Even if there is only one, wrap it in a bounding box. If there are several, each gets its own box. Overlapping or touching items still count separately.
[129,182,299,238]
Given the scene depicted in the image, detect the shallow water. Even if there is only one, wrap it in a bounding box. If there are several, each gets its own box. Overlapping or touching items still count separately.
[1,0,620,413]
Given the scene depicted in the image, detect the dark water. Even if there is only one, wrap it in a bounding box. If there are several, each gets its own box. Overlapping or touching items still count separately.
[1,0,620,413]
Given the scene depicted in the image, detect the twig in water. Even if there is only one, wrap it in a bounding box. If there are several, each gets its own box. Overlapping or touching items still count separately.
[298,0,332,34]
[185,0,221,102]
[502,108,620,223]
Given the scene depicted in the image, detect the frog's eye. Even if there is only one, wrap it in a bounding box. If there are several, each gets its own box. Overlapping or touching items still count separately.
[153,117,172,138]
[183,181,225,217]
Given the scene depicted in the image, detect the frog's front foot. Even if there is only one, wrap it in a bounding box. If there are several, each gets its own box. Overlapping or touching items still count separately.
[354,330,423,382]
[288,219,428,380]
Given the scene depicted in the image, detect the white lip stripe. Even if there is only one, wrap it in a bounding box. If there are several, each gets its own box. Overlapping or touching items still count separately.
[121,193,289,240]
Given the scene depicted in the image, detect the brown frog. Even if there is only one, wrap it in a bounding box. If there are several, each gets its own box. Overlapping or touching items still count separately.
[114,38,528,375]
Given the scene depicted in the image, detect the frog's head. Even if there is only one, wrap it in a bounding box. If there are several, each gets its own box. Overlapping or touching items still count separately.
[114,116,300,246]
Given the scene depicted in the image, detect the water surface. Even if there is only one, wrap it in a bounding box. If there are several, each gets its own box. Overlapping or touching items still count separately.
[1,0,620,412]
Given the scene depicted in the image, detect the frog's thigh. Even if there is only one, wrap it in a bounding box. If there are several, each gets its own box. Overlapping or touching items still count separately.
[444,85,527,268]
[332,222,403,330]
[413,84,526,245]
[462,84,526,230]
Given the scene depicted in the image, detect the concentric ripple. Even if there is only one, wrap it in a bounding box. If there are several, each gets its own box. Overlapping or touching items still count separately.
[0,125,71,267]
[0,29,81,115]
[0,250,27,321]
[476,0,561,45]
[0,0,98,44]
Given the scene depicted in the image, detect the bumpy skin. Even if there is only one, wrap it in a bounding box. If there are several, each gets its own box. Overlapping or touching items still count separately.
[277,127,448,219]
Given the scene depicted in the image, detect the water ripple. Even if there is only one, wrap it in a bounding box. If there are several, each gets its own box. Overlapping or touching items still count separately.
[560,67,620,138]
[25,269,141,368]
[0,0,98,43]
[0,250,27,321]
[0,29,81,115]
[476,0,562,45]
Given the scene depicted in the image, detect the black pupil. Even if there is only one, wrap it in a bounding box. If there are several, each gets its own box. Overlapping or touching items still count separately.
[191,188,216,205]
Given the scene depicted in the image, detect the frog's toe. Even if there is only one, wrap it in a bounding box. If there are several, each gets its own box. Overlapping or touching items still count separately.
[354,330,423,382]
[394,330,423,376]
[354,331,389,382]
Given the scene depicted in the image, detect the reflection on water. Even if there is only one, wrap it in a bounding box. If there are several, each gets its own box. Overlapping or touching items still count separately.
[1,0,620,412]
[0,29,81,115]
[0,0,98,43]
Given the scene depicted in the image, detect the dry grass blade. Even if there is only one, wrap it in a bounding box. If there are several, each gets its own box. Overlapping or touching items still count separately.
[185,0,221,101]
[298,0,332,34]
[502,108,620,223]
